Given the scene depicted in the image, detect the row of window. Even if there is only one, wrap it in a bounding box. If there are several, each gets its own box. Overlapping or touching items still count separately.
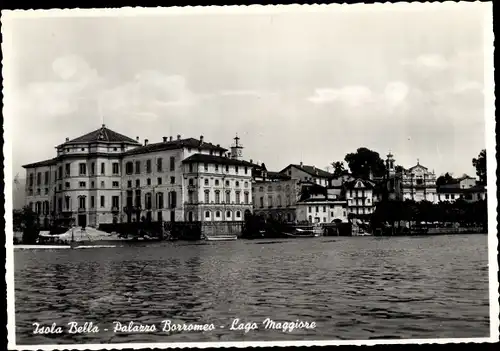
[258,195,291,208]
[125,157,175,175]
[204,210,242,219]
[127,177,176,188]
[187,163,249,175]
[126,190,178,209]
[191,178,249,188]
[189,190,250,204]
[257,184,292,192]
[57,195,120,210]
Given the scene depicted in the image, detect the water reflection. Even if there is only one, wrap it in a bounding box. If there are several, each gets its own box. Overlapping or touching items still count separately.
[14,234,489,344]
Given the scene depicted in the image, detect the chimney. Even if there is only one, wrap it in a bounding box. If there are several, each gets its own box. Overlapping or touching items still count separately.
[200,135,204,143]
[177,134,181,140]
[65,137,69,142]
[163,137,167,143]
[144,139,149,146]
[250,159,253,164]
[300,161,303,167]
[216,144,220,148]
[169,136,173,142]
[136,136,139,142]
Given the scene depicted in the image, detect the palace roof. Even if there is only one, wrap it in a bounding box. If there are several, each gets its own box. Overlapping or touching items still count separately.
[182,153,257,167]
[280,164,334,178]
[22,158,58,169]
[60,125,140,146]
[122,138,227,156]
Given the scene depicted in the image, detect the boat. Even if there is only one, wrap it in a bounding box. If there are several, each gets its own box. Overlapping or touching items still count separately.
[203,235,238,241]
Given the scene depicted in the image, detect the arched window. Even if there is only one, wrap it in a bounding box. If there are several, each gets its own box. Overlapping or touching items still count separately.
[204,179,209,186]
[235,181,240,187]
[236,211,241,218]
[244,181,248,188]
[215,190,220,204]
[205,211,211,219]
[244,192,249,204]
[225,191,231,203]
[145,193,152,209]
[216,211,221,218]
[204,190,210,203]
[226,211,232,219]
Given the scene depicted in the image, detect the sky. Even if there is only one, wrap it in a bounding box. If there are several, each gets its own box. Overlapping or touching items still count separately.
[3,2,492,180]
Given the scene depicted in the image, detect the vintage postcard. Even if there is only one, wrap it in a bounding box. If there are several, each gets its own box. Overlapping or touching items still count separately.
[2,2,498,350]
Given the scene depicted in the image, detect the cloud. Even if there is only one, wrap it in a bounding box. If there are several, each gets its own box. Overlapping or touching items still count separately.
[384,81,409,109]
[307,86,373,106]
[401,54,449,70]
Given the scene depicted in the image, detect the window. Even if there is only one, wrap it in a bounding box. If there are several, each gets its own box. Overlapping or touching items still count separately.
[79,196,86,209]
[170,156,175,171]
[225,180,230,187]
[204,190,210,203]
[236,211,241,218]
[205,211,211,219]
[225,165,229,172]
[101,162,105,175]
[189,178,194,186]
[91,196,95,208]
[112,181,119,188]
[226,191,231,204]
[65,182,70,188]
[445,194,450,200]
[156,158,163,172]
[170,191,177,208]
[170,176,175,184]
[216,211,221,218]
[135,161,141,174]
[204,163,208,171]
[226,211,231,219]
[244,181,248,188]
[259,186,263,192]
[136,179,140,187]
[79,181,86,188]
[145,193,152,210]
[112,196,119,209]
[146,159,152,173]
[29,173,34,186]
[127,180,132,188]
[112,163,119,175]
[44,188,49,195]
[244,192,249,204]
[189,164,193,173]
[276,195,281,207]
[100,196,105,207]
[235,181,240,187]
[235,166,239,174]
[78,163,86,175]
[147,178,151,186]
[268,195,273,207]
[215,164,219,171]
[36,188,40,195]
[188,191,195,204]
[323,206,326,212]
[36,173,41,185]
[244,167,248,174]
[157,177,162,185]
[126,162,133,174]
[215,179,219,186]
[91,181,95,188]
[259,197,264,208]
[236,191,241,204]
[157,192,164,209]
[44,171,49,185]
[215,190,220,204]
[100,181,105,188]
[58,166,62,179]
[315,206,319,212]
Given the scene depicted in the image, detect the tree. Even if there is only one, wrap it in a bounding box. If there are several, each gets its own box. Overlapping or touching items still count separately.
[344,147,386,179]
[436,172,456,188]
[472,149,487,185]
[395,165,405,174]
[331,161,348,177]
[20,206,40,244]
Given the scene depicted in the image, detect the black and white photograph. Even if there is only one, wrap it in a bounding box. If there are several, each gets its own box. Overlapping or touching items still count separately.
[3,2,498,349]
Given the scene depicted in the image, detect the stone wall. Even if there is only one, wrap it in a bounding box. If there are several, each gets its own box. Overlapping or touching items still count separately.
[201,221,243,238]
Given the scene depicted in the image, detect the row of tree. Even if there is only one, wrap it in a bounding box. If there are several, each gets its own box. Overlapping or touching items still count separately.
[331,147,487,185]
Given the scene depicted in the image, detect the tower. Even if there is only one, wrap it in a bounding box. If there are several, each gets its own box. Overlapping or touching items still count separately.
[230,135,243,160]
[386,151,395,176]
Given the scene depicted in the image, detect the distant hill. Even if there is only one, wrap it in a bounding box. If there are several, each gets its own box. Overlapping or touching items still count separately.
[12,177,25,210]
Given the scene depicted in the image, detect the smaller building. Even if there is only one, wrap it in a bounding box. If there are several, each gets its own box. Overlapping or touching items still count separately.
[279,163,333,187]
[437,184,486,203]
[343,178,376,216]
[295,193,348,224]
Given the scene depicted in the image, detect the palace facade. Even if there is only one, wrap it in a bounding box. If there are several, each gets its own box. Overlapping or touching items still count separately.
[23,125,254,228]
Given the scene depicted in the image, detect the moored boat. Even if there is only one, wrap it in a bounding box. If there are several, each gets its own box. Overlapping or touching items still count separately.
[203,234,238,241]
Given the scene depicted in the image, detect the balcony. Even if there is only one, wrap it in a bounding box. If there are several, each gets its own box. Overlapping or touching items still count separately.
[111,206,120,213]
[78,207,87,213]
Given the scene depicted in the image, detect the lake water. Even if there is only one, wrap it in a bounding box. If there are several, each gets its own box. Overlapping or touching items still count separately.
[13,234,490,345]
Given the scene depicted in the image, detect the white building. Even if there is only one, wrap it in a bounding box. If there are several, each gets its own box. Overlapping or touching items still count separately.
[279,163,332,187]
[343,178,376,216]
[295,194,348,224]
[401,161,437,202]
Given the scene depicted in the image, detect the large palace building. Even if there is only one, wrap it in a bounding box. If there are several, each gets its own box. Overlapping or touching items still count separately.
[23,125,254,229]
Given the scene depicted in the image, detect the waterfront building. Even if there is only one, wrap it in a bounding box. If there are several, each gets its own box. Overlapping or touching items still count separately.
[279,163,333,187]
[295,193,348,224]
[23,125,255,230]
[343,178,376,216]
[437,183,486,203]
[372,152,403,203]
[400,160,437,203]
[252,173,301,222]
